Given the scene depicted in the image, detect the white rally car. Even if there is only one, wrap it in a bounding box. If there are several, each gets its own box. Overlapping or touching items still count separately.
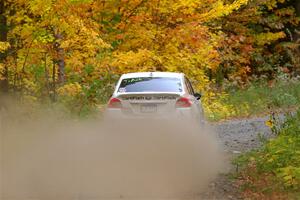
[105,72,204,123]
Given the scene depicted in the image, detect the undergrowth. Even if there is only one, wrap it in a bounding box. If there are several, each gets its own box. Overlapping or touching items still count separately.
[205,78,300,121]
[233,109,300,199]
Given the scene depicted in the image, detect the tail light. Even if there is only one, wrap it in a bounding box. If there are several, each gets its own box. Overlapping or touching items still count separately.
[176,97,192,108]
[108,98,122,108]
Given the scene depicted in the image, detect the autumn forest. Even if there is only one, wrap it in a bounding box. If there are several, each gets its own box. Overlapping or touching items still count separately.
[0,0,299,114]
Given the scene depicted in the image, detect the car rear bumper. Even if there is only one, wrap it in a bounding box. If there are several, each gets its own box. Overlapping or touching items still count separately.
[104,108,196,120]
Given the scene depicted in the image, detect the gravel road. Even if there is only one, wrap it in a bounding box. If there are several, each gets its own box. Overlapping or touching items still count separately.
[198,116,273,200]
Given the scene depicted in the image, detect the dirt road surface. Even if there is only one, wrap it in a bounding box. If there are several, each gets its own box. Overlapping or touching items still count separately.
[198,116,272,200]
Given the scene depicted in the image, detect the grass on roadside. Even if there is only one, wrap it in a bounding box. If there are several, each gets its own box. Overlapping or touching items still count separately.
[205,78,300,121]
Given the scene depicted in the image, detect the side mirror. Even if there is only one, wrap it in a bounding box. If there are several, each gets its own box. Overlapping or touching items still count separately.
[194,92,202,100]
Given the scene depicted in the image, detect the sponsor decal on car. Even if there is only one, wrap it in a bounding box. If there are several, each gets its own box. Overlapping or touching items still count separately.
[122,96,177,100]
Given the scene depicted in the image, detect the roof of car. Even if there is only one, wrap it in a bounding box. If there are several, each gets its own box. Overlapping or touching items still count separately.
[120,72,183,79]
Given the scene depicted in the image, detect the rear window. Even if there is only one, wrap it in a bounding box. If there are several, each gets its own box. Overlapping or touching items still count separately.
[118,77,182,93]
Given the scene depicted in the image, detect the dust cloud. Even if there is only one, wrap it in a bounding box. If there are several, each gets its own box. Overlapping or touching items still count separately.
[0,97,224,200]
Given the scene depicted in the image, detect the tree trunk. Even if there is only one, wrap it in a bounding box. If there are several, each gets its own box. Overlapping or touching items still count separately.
[57,47,65,84]
[292,2,300,41]
[295,1,300,17]
[0,0,8,93]
[54,32,65,84]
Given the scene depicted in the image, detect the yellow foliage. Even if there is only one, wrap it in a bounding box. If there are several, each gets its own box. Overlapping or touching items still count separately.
[0,64,4,80]
[255,32,286,46]
[0,42,10,53]
[112,49,158,73]
[61,17,110,68]
[23,79,38,94]
[199,0,249,21]
[58,83,82,97]
[202,91,235,120]
[28,0,52,16]
[265,120,274,128]
[265,0,286,10]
